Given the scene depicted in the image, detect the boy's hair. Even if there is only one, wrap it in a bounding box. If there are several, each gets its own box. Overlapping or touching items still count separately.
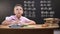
[14,4,23,8]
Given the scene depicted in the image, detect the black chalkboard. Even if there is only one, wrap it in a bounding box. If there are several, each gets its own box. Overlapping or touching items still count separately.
[0,0,60,24]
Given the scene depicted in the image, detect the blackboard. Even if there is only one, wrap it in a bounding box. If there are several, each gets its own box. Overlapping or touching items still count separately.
[0,0,60,24]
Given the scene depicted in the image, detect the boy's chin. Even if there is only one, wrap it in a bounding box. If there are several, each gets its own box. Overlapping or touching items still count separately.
[16,14,21,15]
[16,14,22,16]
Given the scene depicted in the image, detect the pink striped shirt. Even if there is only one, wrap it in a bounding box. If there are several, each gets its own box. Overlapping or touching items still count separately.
[5,15,31,25]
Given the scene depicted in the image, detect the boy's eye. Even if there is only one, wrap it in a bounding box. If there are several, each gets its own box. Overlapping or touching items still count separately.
[16,9,22,10]
[16,9,18,10]
[20,9,22,10]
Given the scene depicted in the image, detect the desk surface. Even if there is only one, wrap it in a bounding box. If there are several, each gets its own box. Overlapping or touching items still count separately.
[0,24,58,34]
[0,24,59,29]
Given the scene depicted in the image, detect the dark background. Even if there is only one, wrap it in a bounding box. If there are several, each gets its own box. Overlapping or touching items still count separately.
[0,0,60,25]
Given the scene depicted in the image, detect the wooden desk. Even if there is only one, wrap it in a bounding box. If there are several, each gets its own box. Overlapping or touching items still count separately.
[0,24,59,34]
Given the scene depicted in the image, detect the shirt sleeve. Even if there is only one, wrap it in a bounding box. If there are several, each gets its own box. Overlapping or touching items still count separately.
[24,17,31,23]
[5,17,16,25]
[5,17,12,21]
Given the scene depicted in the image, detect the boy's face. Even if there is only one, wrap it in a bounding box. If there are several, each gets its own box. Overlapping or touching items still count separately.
[14,6,23,16]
